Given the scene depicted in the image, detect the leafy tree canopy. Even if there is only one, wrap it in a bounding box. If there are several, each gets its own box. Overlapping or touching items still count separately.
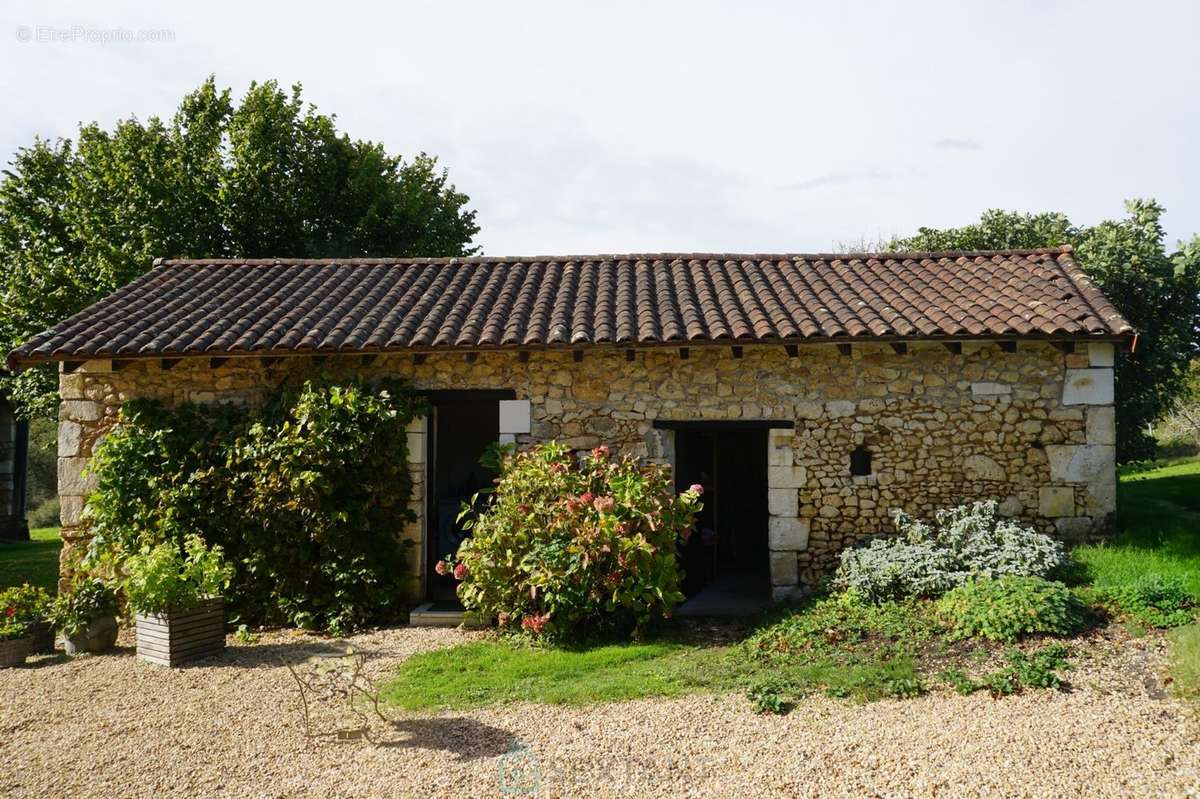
[0,78,479,417]
[892,200,1200,462]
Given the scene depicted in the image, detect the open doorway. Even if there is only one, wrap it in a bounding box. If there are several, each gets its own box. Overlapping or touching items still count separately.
[673,425,769,614]
[425,395,500,602]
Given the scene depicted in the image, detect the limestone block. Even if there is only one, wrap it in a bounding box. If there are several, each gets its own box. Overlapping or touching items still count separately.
[1088,343,1115,368]
[1038,486,1075,517]
[997,496,1023,517]
[57,421,83,458]
[60,400,101,422]
[824,400,856,418]
[768,444,793,467]
[60,496,86,526]
[1086,406,1116,446]
[770,550,799,586]
[499,399,532,434]
[406,432,426,463]
[794,401,823,420]
[963,454,1006,481]
[971,382,1011,396]
[1063,368,1114,405]
[767,488,799,517]
[1045,444,1116,484]
[1085,479,1117,516]
[768,464,807,489]
[768,517,810,550]
[772,584,806,603]
[58,457,97,496]
[1055,516,1093,542]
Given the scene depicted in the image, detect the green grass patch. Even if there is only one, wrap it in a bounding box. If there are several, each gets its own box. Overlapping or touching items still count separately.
[0,527,61,593]
[380,638,736,711]
[1073,460,1200,600]
[1168,624,1200,702]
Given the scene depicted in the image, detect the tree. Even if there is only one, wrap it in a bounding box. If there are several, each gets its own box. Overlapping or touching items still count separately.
[892,201,1200,462]
[0,78,480,417]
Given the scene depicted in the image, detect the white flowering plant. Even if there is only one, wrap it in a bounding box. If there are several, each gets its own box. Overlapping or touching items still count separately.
[832,501,1067,603]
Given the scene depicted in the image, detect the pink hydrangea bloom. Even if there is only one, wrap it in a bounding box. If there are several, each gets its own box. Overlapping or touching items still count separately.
[434,561,447,576]
[688,483,704,495]
[453,563,468,581]
[593,496,616,514]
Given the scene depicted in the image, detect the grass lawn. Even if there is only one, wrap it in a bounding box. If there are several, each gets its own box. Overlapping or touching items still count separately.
[0,527,62,593]
[380,638,736,711]
[384,458,1200,712]
[1074,459,1200,598]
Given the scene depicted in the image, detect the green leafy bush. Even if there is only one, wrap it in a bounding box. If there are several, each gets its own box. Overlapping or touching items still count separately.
[122,535,232,615]
[1095,575,1195,628]
[85,379,425,634]
[48,578,118,635]
[937,576,1086,642]
[832,501,1067,602]
[0,584,51,640]
[444,442,700,640]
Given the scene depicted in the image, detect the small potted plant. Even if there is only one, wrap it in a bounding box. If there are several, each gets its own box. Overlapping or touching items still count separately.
[0,584,52,666]
[50,578,120,654]
[121,534,232,667]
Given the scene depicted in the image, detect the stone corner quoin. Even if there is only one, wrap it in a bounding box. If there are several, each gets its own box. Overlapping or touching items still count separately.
[52,340,1118,593]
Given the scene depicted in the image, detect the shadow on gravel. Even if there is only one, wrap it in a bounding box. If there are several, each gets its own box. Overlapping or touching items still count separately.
[187,639,352,669]
[382,716,518,760]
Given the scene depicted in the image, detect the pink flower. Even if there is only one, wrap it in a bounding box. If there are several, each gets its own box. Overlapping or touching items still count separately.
[453,563,468,581]
[579,491,595,505]
[688,483,704,495]
[593,496,616,514]
[550,462,567,473]
[591,445,609,459]
[3,606,13,618]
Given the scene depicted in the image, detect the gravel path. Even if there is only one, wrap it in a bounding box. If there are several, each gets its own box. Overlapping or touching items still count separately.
[1,626,1196,798]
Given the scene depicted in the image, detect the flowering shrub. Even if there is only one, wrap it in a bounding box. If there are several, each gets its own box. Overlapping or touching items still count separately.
[0,584,51,641]
[441,442,701,639]
[832,501,1067,602]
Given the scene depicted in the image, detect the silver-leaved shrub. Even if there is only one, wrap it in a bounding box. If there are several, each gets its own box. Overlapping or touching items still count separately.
[832,501,1067,603]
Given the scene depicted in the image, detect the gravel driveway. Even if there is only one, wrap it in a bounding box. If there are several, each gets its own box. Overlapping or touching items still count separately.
[1,626,1196,798]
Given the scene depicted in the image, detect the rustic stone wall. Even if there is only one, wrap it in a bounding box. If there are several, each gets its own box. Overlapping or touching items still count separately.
[54,340,1117,597]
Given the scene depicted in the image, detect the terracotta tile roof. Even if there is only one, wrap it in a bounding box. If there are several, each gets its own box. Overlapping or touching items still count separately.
[7,247,1133,366]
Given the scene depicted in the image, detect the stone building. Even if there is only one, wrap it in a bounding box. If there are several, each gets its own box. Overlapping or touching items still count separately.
[7,248,1133,605]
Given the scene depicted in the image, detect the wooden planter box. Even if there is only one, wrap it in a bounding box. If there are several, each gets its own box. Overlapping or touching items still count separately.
[135,597,225,667]
[0,637,31,668]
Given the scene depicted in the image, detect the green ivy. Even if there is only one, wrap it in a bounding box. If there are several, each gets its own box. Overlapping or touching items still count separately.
[84,378,426,635]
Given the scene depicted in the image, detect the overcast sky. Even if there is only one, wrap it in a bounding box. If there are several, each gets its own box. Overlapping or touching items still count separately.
[1,1,1196,255]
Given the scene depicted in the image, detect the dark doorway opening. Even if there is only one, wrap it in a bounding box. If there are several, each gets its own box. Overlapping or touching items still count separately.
[673,427,769,612]
[426,397,499,601]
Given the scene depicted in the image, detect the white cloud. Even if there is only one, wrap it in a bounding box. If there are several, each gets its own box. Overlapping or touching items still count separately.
[0,0,1196,252]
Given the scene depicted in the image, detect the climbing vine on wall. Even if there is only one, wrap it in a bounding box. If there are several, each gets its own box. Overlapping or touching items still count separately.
[85,378,427,635]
